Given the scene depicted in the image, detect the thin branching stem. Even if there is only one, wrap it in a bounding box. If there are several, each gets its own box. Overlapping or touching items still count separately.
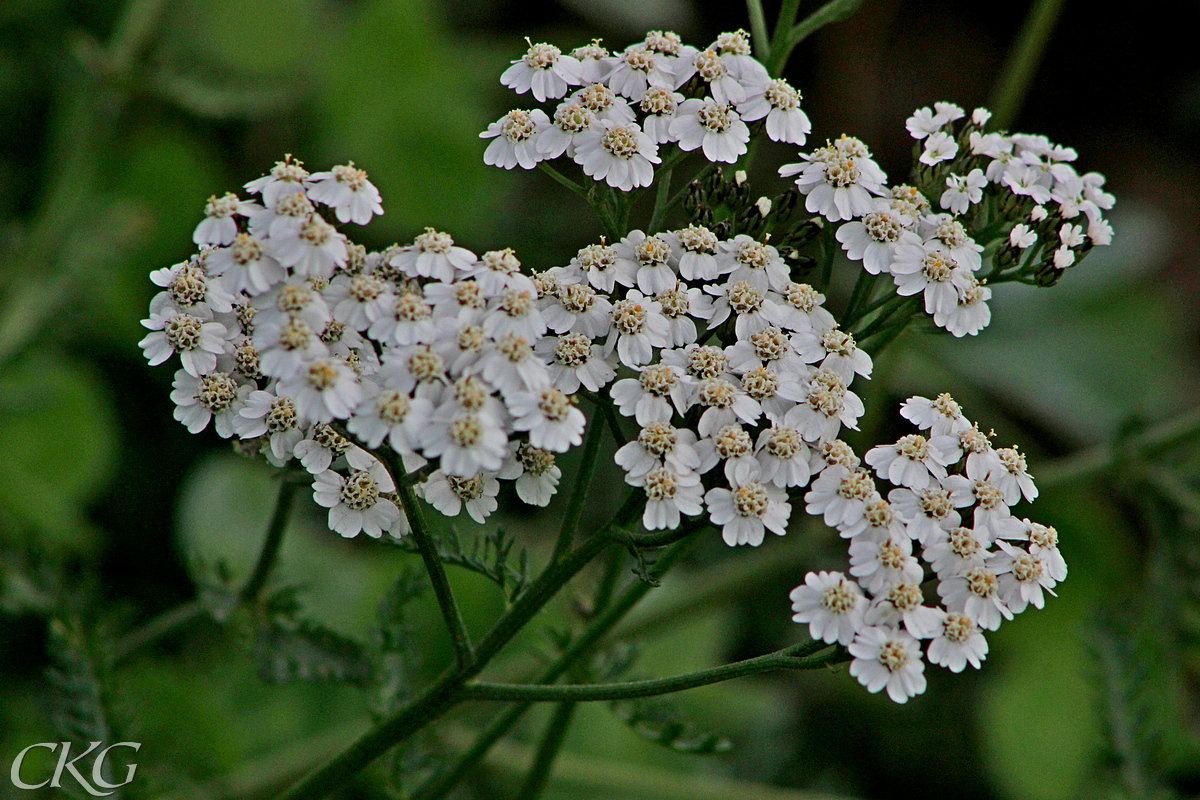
[745,0,771,61]
[463,641,837,702]
[408,535,696,800]
[112,472,299,664]
[241,476,299,604]
[516,700,577,800]
[553,413,605,562]
[397,478,476,670]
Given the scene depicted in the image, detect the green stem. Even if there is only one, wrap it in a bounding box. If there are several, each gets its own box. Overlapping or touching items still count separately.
[1035,407,1200,489]
[408,536,694,800]
[647,166,675,234]
[463,641,837,702]
[516,701,578,800]
[397,478,476,669]
[766,0,864,77]
[113,472,299,664]
[553,413,605,562]
[745,0,771,61]
[109,599,206,665]
[240,477,298,604]
[988,0,1069,130]
[840,269,878,329]
[540,162,589,200]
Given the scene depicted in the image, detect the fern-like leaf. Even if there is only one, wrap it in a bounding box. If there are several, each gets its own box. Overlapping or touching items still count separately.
[255,619,372,686]
[387,526,529,601]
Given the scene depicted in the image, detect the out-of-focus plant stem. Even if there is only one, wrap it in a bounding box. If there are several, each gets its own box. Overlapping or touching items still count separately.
[1037,408,1200,489]
[988,0,1069,130]
[111,472,299,664]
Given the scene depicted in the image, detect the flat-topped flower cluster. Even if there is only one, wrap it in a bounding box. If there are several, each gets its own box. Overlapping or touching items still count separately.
[791,394,1064,702]
[482,29,810,187]
[141,26,1104,704]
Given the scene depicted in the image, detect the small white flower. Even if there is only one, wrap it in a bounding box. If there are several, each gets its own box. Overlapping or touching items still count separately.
[499,442,563,507]
[835,205,921,275]
[638,87,684,144]
[739,78,810,145]
[705,473,790,546]
[605,291,671,367]
[780,136,888,222]
[616,422,701,481]
[940,169,988,214]
[305,163,383,225]
[194,192,252,246]
[629,467,704,530]
[573,119,660,191]
[610,363,689,424]
[849,535,923,594]
[481,109,550,170]
[391,228,478,282]
[790,571,865,646]
[990,540,1058,612]
[537,333,616,394]
[278,358,362,423]
[864,582,945,639]
[937,564,1012,631]
[927,611,988,672]
[508,388,585,452]
[804,465,878,529]
[670,98,750,163]
[1009,223,1037,249]
[500,42,583,102]
[312,461,402,539]
[140,302,229,377]
[170,370,243,437]
[920,131,958,166]
[848,626,927,703]
[244,156,310,208]
[865,433,956,490]
[923,525,989,581]
[421,470,500,524]
[889,485,962,545]
[900,393,970,437]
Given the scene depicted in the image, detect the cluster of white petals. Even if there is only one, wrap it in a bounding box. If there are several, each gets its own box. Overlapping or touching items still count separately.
[142,31,1108,708]
[790,393,1065,702]
[482,30,810,189]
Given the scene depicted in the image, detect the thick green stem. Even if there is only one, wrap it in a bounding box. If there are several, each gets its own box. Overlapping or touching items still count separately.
[463,641,837,702]
[988,0,1069,130]
[516,701,578,800]
[398,479,475,669]
[553,413,605,562]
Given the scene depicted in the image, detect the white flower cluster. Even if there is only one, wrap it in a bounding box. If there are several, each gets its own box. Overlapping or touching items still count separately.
[140,157,586,536]
[789,393,1066,703]
[141,32,1102,707]
[777,102,1113,338]
[482,30,811,188]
